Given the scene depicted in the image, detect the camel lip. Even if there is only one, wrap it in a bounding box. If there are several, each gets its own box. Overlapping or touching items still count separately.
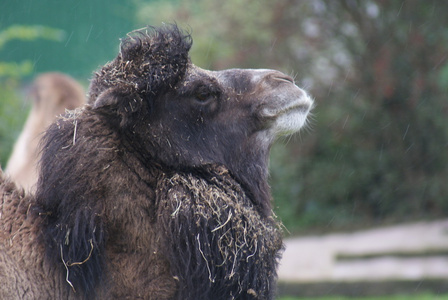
[260,94,314,119]
[281,101,312,115]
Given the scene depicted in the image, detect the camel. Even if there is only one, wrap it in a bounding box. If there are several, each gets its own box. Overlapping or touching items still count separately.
[1,24,313,299]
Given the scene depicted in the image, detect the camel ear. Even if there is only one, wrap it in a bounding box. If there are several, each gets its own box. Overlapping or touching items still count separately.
[92,88,120,110]
[93,87,144,128]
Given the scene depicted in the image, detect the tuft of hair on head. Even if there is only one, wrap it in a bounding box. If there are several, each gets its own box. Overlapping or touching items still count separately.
[88,24,193,129]
[118,24,193,93]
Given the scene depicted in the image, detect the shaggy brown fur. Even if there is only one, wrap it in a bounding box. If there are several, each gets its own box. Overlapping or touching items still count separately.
[0,169,67,299]
[5,72,85,191]
[157,166,282,299]
[0,24,313,299]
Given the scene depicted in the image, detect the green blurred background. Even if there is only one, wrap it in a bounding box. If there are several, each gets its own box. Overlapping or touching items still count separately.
[1,0,447,235]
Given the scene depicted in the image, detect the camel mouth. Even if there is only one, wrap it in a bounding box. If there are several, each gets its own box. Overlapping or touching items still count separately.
[264,92,314,136]
[260,91,314,120]
[279,100,313,116]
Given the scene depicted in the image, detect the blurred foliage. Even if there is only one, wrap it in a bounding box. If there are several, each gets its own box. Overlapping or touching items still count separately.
[288,0,448,233]
[0,0,136,79]
[135,0,448,233]
[133,0,298,71]
[0,61,33,78]
[0,25,65,49]
[0,79,29,167]
[0,25,65,77]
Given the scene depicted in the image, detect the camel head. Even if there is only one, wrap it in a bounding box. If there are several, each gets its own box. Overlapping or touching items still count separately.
[89,24,313,215]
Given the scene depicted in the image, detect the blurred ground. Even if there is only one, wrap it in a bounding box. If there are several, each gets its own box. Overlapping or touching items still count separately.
[278,219,448,282]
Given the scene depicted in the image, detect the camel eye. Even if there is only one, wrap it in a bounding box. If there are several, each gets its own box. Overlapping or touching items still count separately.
[195,88,213,103]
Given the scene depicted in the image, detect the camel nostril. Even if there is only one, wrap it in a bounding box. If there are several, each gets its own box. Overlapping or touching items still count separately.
[272,75,294,84]
[264,71,295,85]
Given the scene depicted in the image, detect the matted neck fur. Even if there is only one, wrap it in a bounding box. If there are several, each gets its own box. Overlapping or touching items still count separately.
[0,24,314,299]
